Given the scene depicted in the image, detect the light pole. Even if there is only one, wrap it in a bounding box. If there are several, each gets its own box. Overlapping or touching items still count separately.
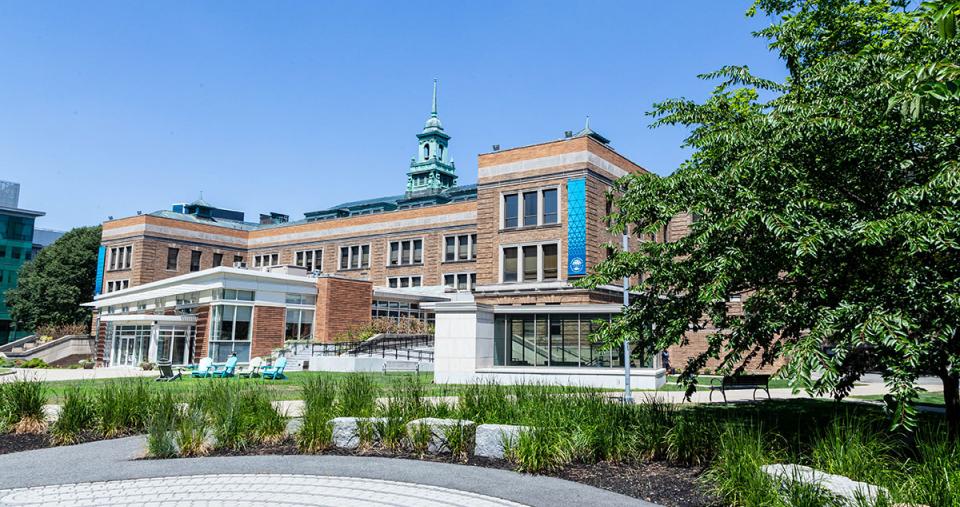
[622,233,633,404]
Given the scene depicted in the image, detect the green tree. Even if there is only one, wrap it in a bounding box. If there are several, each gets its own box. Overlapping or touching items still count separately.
[583,0,960,435]
[5,226,102,332]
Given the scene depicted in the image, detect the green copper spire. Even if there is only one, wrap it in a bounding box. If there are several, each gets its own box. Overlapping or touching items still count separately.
[407,80,457,195]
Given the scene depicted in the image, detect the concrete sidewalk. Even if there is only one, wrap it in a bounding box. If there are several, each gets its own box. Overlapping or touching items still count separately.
[0,437,657,507]
[0,367,158,383]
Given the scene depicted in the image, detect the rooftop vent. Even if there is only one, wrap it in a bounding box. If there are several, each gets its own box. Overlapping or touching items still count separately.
[564,131,573,138]
[492,144,500,151]
[259,212,289,225]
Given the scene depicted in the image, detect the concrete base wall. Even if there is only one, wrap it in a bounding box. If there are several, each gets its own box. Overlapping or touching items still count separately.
[436,367,666,390]
[305,355,433,374]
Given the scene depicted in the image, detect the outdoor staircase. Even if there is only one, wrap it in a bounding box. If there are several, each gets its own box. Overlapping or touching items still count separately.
[0,334,95,366]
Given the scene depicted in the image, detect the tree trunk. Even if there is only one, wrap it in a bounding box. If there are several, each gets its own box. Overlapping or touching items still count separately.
[941,371,960,441]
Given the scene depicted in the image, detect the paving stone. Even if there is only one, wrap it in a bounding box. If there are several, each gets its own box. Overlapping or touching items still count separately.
[762,464,889,507]
[0,474,525,506]
[474,424,530,459]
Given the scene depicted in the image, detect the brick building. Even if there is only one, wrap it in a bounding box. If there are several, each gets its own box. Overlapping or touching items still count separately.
[87,84,712,387]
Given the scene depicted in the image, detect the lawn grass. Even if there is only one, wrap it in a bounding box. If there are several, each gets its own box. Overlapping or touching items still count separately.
[41,371,452,403]
[657,374,795,391]
[854,390,946,406]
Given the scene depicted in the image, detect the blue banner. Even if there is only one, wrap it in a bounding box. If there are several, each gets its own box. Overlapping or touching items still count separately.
[567,178,586,276]
[94,245,105,296]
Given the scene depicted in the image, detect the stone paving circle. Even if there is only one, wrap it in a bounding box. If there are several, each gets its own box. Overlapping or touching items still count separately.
[0,473,529,507]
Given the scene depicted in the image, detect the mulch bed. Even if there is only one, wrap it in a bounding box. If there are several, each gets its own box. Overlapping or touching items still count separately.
[0,432,50,455]
[204,438,720,507]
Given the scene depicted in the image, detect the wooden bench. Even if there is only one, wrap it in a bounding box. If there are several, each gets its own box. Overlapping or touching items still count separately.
[383,360,420,375]
[708,374,771,402]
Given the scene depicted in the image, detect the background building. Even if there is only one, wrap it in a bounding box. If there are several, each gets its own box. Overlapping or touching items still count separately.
[0,181,63,344]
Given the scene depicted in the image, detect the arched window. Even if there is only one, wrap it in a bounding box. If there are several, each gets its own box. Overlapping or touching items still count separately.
[423,144,430,160]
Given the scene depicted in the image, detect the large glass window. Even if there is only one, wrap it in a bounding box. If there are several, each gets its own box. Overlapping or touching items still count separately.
[285,308,314,341]
[444,234,476,262]
[493,314,644,368]
[501,243,560,283]
[542,188,558,224]
[210,305,252,362]
[0,215,34,242]
[503,188,560,228]
[502,247,518,282]
[108,245,133,271]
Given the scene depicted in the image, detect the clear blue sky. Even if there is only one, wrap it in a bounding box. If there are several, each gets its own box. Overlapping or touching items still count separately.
[0,1,786,231]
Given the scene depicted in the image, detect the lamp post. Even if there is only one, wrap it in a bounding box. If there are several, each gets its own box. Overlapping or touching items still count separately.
[622,233,633,404]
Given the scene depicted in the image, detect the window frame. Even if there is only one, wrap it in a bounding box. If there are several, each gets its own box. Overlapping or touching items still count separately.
[500,186,561,230]
[442,233,477,262]
[107,245,133,271]
[294,249,324,273]
[387,238,424,267]
[499,241,562,283]
[386,275,422,288]
[338,243,371,270]
[189,250,202,272]
[166,248,179,271]
[442,271,477,291]
[253,253,280,268]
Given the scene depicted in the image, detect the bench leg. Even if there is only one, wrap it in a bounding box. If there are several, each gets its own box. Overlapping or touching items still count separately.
[709,389,714,402]
[722,389,727,403]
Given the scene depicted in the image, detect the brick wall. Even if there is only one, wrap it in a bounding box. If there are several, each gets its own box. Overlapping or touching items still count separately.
[193,305,210,360]
[95,317,107,366]
[315,276,373,342]
[252,306,284,359]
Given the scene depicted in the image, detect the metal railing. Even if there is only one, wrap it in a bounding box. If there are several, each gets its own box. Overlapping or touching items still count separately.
[302,333,434,362]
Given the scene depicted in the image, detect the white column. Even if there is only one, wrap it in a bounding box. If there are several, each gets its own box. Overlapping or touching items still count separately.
[432,302,494,384]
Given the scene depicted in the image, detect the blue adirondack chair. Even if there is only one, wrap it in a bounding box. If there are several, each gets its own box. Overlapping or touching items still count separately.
[212,355,239,378]
[190,357,215,378]
[261,356,288,380]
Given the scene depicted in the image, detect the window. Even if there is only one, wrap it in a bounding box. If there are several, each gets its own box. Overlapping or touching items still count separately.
[503,194,519,228]
[387,276,422,288]
[233,255,244,266]
[423,143,430,160]
[166,248,179,270]
[285,293,316,305]
[444,234,476,262]
[253,253,279,268]
[285,308,314,341]
[502,187,560,229]
[209,305,252,362]
[388,239,422,266]
[108,245,133,271]
[492,314,648,368]
[728,294,742,303]
[523,191,538,227]
[190,250,202,272]
[106,280,130,293]
[542,188,558,224]
[443,272,476,291]
[501,242,560,283]
[213,253,223,267]
[217,289,255,301]
[295,249,323,272]
[11,247,21,260]
[0,245,5,258]
[339,244,370,270]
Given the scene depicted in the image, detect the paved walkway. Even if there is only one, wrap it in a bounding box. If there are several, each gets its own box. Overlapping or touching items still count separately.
[0,367,158,383]
[0,437,656,507]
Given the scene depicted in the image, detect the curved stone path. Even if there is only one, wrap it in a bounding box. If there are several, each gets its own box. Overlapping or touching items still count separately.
[0,474,526,506]
[0,436,658,507]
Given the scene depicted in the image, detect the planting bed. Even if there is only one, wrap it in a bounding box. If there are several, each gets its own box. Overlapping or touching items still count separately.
[0,432,49,455]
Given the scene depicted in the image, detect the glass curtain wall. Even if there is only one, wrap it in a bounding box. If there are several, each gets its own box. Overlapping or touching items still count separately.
[493,314,655,368]
[209,305,252,362]
[109,325,151,367]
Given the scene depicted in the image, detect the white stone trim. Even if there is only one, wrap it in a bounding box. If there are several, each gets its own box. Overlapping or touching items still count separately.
[249,211,476,246]
[103,223,247,247]
[479,151,629,181]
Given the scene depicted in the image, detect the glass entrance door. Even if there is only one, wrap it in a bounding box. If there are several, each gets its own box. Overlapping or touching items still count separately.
[110,325,151,367]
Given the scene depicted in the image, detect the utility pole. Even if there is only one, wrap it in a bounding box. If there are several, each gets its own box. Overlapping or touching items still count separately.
[622,233,633,404]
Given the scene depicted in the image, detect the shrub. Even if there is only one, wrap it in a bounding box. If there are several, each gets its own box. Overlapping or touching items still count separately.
[50,387,95,445]
[19,358,50,369]
[34,323,88,341]
[5,379,47,433]
[297,376,337,453]
[146,392,177,458]
[139,362,155,371]
[332,317,433,342]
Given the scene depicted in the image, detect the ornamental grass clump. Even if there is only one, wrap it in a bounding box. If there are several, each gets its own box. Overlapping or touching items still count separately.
[50,387,95,445]
[440,422,474,461]
[664,409,719,466]
[337,374,378,417]
[510,426,571,473]
[900,425,960,507]
[5,379,47,434]
[810,416,900,488]
[145,391,177,458]
[203,381,284,450]
[703,425,784,507]
[176,404,211,457]
[297,375,337,453]
[95,380,150,437]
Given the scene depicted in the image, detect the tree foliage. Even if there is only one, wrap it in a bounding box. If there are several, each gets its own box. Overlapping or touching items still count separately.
[5,226,102,332]
[582,0,960,433]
